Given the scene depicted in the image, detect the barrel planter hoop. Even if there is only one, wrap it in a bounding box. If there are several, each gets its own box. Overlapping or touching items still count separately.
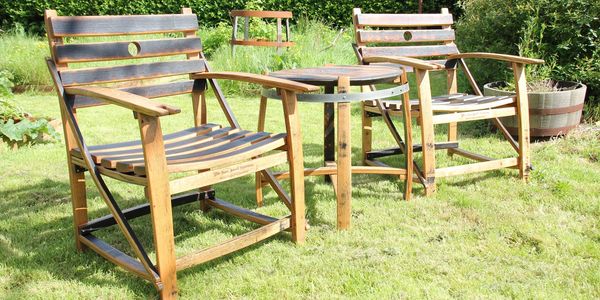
[483,81,587,137]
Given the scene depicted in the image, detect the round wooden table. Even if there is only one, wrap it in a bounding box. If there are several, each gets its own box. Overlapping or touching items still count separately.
[261,65,409,230]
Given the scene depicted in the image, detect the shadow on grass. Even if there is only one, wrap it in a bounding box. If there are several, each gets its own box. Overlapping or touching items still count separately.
[0,151,331,297]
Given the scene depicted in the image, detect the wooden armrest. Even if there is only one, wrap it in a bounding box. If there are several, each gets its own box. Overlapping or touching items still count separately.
[191,72,319,93]
[447,52,544,65]
[64,86,181,117]
[363,56,444,70]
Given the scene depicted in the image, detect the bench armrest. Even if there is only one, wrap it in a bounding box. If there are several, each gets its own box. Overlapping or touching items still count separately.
[363,56,445,71]
[191,71,319,93]
[64,86,181,117]
[447,52,544,65]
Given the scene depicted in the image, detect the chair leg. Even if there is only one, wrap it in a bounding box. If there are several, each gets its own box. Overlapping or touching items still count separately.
[68,163,88,251]
[138,115,178,299]
[62,111,88,251]
[361,102,372,165]
[446,68,458,157]
[513,63,531,182]
[281,90,306,243]
[256,95,268,207]
[415,69,436,196]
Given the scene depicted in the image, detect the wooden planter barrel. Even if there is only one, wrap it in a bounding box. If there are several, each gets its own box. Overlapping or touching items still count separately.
[484,81,587,137]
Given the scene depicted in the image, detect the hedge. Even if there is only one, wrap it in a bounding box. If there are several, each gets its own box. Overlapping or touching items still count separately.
[0,0,460,34]
[456,0,600,120]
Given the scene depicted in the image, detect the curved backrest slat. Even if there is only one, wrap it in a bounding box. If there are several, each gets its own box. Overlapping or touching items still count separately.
[55,37,202,63]
[50,14,198,37]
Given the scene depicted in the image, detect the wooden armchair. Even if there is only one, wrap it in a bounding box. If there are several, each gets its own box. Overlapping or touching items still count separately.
[44,8,317,299]
[352,8,544,195]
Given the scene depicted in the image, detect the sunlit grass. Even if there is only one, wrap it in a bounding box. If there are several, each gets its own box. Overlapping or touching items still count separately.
[1,81,599,298]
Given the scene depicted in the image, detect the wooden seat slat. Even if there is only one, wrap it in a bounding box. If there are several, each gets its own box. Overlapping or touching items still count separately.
[101,130,253,168]
[115,131,275,174]
[82,124,220,153]
[365,94,515,112]
[50,14,198,37]
[357,29,455,43]
[55,37,202,63]
[60,60,206,87]
[88,128,239,165]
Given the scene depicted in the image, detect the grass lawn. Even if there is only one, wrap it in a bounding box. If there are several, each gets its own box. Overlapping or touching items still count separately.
[1,73,599,299]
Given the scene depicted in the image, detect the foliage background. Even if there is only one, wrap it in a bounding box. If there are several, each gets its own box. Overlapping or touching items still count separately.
[456,0,600,119]
[0,0,460,34]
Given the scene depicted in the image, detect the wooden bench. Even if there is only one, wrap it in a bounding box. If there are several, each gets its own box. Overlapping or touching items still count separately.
[45,8,317,299]
[352,8,544,195]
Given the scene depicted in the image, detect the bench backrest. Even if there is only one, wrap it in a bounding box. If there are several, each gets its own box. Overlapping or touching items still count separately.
[352,8,458,69]
[45,8,206,109]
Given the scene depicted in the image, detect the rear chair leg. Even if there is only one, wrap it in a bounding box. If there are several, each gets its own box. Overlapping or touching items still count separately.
[447,68,458,157]
[256,95,268,207]
[361,101,372,164]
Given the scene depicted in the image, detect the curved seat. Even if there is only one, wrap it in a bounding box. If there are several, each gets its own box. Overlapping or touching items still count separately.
[71,124,286,176]
[365,93,515,112]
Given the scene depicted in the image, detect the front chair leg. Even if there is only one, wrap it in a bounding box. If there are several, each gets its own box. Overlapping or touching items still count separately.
[512,63,531,182]
[138,114,178,299]
[281,90,306,243]
[415,69,437,196]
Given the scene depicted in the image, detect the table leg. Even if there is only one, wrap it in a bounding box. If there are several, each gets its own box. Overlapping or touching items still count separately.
[336,77,351,230]
[323,85,335,183]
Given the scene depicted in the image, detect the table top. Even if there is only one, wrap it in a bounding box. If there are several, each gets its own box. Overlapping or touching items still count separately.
[269,65,402,86]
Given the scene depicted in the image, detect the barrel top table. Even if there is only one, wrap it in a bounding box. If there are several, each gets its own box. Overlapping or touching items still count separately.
[269,65,402,86]
[263,65,409,230]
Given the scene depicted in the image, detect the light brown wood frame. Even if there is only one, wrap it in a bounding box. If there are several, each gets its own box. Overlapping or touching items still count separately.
[44,8,315,299]
[230,10,294,56]
[352,7,543,196]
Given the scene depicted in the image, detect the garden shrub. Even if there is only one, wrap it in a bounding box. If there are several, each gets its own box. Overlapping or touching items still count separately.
[456,0,600,120]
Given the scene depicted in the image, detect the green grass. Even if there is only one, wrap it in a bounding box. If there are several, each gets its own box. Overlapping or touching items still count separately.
[1,76,599,298]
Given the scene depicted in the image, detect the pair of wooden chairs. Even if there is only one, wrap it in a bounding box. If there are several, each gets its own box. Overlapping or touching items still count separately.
[352,8,544,196]
[45,8,317,299]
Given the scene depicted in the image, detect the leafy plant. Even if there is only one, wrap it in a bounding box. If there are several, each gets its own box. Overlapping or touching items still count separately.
[0,118,59,144]
[0,70,59,146]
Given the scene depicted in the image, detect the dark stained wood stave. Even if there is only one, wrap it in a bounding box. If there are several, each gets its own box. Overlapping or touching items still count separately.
[356,13,453,27]
[55,37,202,63]
[361,44,459,58]
[60,60,206,87]
[50,14,198,37]
[73,80,197,108]
[357,29,455,43]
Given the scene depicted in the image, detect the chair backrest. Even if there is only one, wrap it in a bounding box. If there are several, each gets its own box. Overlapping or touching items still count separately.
[44,8,207,109]
[352,8,458,69]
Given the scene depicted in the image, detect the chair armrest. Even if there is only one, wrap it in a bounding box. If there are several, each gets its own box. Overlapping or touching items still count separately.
[191,71,319,93]
[447,52,544,65]
[64,86,181,117]
[363,56,444,71]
